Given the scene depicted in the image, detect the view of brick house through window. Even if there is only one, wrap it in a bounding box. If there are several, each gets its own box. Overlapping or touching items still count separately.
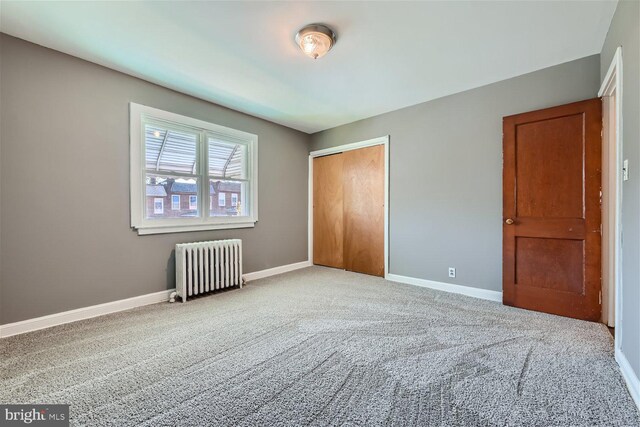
[146,177,242,218]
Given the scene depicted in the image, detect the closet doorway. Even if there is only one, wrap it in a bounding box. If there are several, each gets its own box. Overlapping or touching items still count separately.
[309,137,389,278]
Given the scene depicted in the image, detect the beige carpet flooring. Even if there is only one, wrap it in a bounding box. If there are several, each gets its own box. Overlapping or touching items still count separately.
[1,266,639,426]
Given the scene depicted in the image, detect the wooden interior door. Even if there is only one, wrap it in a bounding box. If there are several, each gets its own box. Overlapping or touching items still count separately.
[313,154,344,268]
[503,98,602,321]
[343,145,385,277]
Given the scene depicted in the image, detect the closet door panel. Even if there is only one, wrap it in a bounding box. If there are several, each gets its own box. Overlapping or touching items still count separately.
[313,154,344,268]
[343,145,385,277]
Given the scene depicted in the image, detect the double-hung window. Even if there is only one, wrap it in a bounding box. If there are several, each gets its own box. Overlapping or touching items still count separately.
[189,195,198,210]
[153,198,164,215]
[130,103,258,235]
[171,195,180,211]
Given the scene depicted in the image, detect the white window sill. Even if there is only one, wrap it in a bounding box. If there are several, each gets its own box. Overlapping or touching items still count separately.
[135,221,256,235]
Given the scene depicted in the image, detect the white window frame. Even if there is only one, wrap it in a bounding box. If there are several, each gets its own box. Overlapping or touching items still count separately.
[171,194,180,211]
[189,195,198,210]
[231,193,238,207]
[130,103,258,235]
[153,198,164,215]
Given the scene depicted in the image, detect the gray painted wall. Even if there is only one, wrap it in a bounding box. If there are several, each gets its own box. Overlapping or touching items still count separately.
[600,0,640,379]
[311,55,601,292]
[0,35,310,324]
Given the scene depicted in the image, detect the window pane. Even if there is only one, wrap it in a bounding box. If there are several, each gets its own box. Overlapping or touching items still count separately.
[210,179,246,217]
[153,198,164,214]
[171,195,180,210]
[208,137,247,179]
[146,175,199,219]
[145,124,198,174]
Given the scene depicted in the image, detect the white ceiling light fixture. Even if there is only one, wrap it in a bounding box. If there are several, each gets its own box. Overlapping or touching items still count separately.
[295,24,336,60]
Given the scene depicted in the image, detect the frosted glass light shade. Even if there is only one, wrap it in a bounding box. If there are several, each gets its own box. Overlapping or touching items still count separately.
[295,24,336,60]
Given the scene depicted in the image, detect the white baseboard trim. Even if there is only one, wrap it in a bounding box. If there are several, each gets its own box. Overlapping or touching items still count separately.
[0,289,174,339]
[0,260,312,339]
[243,260,312,282]
[386,273,503,302]
[616,347,640,411]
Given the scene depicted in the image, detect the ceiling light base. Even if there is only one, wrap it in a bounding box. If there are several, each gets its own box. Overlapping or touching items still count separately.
[295,24,336,60]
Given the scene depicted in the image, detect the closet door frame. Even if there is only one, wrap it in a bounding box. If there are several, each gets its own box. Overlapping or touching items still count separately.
[308,136,389,279]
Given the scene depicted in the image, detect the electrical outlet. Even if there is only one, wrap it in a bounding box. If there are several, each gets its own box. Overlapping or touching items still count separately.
[623,159,629,181]
[448,267,456,278]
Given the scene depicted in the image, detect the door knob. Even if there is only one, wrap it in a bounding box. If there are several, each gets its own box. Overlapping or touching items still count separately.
[505,218,514,225]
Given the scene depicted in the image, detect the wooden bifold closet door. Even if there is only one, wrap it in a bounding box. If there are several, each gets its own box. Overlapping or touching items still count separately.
[313,145,384,277]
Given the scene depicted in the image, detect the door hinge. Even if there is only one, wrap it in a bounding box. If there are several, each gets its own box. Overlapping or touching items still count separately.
[599,291,602,305]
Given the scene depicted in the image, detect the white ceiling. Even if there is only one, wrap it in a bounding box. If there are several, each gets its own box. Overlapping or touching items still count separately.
[0,1,617,134]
